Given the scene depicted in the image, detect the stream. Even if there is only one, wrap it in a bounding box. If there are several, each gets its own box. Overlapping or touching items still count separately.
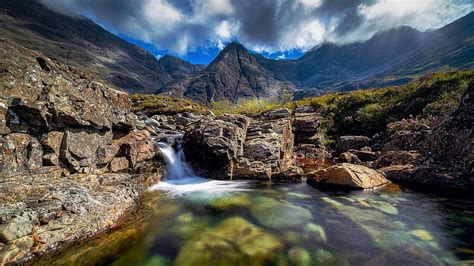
[33,144,474,265]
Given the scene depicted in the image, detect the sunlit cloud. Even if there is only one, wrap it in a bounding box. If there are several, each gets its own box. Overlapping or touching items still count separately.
[40,0,474,55]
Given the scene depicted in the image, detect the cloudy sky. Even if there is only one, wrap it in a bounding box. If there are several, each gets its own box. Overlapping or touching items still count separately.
[40,0,473,64]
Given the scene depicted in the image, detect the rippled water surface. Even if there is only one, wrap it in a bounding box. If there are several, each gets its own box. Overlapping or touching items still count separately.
[34,178,474,266]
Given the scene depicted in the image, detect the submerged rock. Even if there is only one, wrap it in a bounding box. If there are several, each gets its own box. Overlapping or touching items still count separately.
[250,196,313,229]
[308,163,390,189]
[288,247,311,266]
[174,217,282,266]
[209,194,252,211]
[303,223,327,243]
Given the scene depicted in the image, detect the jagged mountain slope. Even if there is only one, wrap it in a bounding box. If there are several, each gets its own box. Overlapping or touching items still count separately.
[0,0,204,93]
[158,43,295,106]
[256,12,474,94]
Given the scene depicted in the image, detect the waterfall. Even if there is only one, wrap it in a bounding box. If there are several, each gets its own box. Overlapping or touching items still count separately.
[151,142,249,196]
[156,142,197,181]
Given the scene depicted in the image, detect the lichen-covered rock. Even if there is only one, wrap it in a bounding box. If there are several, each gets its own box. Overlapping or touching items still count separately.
[0,133,42,177]
[308,163,390,189]
[109,157,130,173]
[0,170,161,264]
[61,128,113,172]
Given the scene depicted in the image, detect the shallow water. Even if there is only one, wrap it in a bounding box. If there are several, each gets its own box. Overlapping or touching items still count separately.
[35,179,474,266]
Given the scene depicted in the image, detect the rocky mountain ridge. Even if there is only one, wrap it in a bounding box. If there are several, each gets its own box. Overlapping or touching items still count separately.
[158,43,295,106]
[0,0,204,93]
[2,0,472,102]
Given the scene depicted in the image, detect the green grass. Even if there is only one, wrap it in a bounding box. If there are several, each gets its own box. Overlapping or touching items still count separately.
[130,94,208,115]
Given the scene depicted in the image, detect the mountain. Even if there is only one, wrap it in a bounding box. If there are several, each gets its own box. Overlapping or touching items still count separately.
[0,0,204,93]
[256,12,474,94]
[158,43,295,106]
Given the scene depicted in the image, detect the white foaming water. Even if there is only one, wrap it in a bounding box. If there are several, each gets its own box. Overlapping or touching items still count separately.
[150,142,249,197]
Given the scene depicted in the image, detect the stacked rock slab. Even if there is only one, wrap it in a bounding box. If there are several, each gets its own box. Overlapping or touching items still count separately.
[233,109,302,180]
[292,106,328,172]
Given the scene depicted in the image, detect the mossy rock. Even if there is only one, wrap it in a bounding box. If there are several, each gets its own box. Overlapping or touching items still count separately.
[250,196,313,229]
[174,217,282,266]
[303,223,327,243]
[288,247,311,266]
[209,194,252,211]
[314,249,338,265]
[142,255,170,266]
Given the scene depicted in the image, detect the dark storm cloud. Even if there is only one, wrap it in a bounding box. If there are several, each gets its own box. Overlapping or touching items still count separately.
[39,0,474,54]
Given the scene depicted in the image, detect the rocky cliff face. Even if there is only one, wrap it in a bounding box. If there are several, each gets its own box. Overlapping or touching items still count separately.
[0,38,163,263]
[158,43,295,106]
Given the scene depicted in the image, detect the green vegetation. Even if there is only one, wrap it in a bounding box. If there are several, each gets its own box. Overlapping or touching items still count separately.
[211,69,473,139]
[130,94,208,115]
[295,69,473,138]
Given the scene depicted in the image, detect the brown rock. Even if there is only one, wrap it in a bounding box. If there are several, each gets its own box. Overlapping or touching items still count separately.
[40,131,64,156]
[0,133,42,177]
[184,114,250,179]
[336,136,371,154]
[0,39,134,131]
[375,151,421,168]
[308,163,390,189]
[339,152,360,164]
[113,130,157,169]
[109,157,129,172]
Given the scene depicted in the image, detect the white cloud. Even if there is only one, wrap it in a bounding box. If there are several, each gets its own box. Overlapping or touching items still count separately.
[40,0,474,55]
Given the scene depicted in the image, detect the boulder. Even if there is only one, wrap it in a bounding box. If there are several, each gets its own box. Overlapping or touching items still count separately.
[293,106,328,172]
[0,215,33,242]
[308,163,390,189]
[250,196,313,229]
[336,136,371,154]
[338,152,360,164]
[349,149,377,162]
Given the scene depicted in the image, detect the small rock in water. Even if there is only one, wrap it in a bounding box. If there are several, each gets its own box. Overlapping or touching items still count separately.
[303,223,327,243]
[288,247,311,266]
[314,249,336,264]
[410,229,434,241]
[250,196,313,229]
